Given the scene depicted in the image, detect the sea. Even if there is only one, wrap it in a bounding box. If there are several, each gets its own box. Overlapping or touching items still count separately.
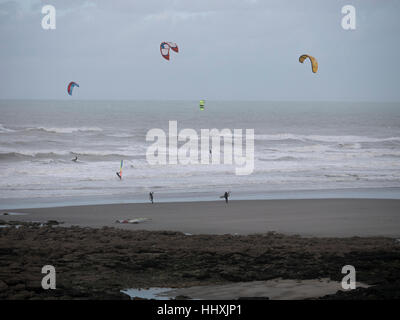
[1,100,400,209]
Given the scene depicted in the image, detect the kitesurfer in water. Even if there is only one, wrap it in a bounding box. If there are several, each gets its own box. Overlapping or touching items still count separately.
[149,192,154,204]
[116,160,123,180]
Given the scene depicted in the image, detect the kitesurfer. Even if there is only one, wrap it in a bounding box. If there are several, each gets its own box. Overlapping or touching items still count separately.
[116,160,123,180]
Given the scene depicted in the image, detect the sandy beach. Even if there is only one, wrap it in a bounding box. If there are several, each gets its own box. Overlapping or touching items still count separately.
[2,198,400,237]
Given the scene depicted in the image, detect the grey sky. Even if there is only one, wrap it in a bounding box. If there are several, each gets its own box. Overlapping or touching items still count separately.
[0,0,399,101]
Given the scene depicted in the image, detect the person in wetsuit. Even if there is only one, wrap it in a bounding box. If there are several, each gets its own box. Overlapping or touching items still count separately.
[223,191,229,203]
[149,191,154,204]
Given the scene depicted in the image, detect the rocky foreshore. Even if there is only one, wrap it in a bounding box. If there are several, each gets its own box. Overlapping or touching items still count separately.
[1,222,399,300]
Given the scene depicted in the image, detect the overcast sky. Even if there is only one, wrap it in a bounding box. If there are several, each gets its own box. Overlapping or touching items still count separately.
[0,0,399,101]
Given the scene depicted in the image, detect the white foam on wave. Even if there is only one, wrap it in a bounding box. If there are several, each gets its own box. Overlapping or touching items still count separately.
[0,149,144,159]
[0,124,15,133]
[254,133,400,143]
[25,126,103,134]
[106,133,135,138]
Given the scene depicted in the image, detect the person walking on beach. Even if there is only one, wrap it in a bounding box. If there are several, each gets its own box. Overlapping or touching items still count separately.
[223,191,229,203]
[149,191,154,204]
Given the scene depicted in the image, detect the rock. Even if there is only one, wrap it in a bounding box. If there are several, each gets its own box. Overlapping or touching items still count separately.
[175,295,192,300]
[9,290,34,300]
[1,225,399,300]
[14,283,26,291]
[47,220,60,226]
[0,280,8,290]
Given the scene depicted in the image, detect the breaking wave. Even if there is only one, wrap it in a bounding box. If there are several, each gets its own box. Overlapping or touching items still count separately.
[254,133,400,144]
[0,150,143,161]
[24,126,103,134]
[0,124,15,133]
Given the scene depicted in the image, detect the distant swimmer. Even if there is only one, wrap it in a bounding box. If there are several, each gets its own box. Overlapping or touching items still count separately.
[149,192,154,204]
[72,156,78,162]
[209,149,212,155]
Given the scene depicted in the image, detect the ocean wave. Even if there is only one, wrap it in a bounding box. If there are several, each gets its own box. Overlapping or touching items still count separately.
[258,156,299,162]
[24,126,103,134]
[0,124,15,133]
[0,150,143,161]
[105,133,135,138]
[0,151,66,158]
[254,133,400,144]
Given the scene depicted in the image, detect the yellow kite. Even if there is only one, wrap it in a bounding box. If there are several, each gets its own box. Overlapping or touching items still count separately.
[299,54,318,73]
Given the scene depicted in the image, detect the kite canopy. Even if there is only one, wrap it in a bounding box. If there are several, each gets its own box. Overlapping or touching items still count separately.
[299,54,318,73]
[67,82,79,95]
[160,42,179,60]
[199,100,205,110]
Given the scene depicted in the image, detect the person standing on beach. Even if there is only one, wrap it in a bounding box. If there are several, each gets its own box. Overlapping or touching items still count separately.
[149,192,154,204]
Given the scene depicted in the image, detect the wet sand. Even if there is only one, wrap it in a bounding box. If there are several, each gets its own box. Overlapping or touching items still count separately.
[154,279,369,300]
[2,199,400,237]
